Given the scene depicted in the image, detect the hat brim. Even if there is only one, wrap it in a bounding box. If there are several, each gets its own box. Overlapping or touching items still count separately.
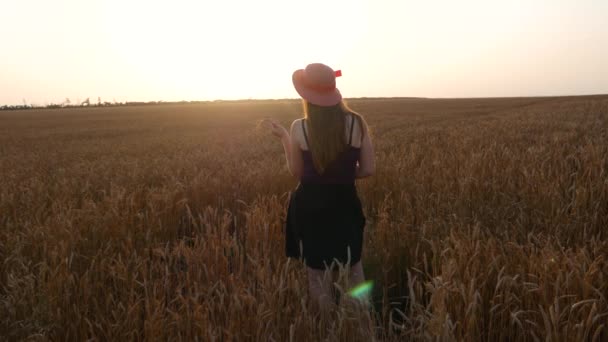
[292,69,342,107]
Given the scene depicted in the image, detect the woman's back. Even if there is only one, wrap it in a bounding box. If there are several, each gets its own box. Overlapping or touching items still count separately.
[298,114,361,184]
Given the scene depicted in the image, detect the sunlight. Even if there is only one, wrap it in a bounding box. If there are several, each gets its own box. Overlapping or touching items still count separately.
[101,0,369,100]
[2,0,607,105]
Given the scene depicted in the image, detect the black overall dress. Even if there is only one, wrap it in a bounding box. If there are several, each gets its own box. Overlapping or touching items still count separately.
[285,114,366,270]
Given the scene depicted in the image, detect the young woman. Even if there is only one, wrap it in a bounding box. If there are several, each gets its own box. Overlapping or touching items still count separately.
[263,63,375,312]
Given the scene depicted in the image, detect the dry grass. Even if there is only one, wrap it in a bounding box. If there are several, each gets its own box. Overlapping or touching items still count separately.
[1,96,607,341]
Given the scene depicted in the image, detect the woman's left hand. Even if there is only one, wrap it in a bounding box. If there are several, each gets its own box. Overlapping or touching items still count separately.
[261,119,289,139]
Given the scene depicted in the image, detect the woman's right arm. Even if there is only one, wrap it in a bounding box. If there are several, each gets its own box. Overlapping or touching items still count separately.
[355,121,375,178]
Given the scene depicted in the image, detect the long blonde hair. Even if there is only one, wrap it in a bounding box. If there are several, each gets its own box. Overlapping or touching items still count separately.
[303,100,367,174]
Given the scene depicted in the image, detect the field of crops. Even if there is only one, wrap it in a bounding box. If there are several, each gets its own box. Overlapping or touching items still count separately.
[1,96,607,341]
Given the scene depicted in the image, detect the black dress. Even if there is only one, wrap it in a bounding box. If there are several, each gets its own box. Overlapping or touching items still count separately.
[285,115,366,270]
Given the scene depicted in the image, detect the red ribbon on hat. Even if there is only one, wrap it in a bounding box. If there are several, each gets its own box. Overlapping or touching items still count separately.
[335,70,342,77]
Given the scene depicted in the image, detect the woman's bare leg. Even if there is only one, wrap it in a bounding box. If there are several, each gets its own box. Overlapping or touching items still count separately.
[344,260,375,339]
[349,261,365,287]
[307,266,336,314]
[344,261,371,308]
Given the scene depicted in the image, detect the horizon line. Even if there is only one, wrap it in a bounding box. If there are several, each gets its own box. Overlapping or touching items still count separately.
[2,93,607,110]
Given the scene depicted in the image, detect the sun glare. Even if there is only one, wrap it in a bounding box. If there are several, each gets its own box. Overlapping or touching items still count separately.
[101,0,369,101]
[1,0,606,105]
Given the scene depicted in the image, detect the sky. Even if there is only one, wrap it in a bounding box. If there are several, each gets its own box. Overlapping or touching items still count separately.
[1,0,607,106]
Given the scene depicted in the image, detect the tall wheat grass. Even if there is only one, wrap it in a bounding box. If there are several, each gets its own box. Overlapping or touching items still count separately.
[1,96,607,340]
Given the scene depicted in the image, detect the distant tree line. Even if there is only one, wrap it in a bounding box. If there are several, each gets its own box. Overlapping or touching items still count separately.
[0,97,238,111]
[0,98,281,111]
[1,97,416,111]
[1,97,109,111]
[0,98,169,111]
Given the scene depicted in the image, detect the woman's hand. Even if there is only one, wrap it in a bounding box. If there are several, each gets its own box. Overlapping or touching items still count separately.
[261,119,289,139]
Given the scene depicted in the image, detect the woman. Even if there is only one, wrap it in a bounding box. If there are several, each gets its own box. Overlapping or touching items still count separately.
[263,63,375,312]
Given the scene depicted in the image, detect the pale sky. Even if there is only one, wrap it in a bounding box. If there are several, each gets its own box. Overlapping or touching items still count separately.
[1,0,607,106]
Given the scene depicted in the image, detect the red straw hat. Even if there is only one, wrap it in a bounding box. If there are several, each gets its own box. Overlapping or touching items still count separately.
[292,63,342,106]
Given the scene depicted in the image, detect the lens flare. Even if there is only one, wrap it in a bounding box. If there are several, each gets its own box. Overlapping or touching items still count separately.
[348,280,373,299]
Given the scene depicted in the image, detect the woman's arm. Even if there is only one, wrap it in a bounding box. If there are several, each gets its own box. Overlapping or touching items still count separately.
[262,118,302,179]
[355,122,375,179]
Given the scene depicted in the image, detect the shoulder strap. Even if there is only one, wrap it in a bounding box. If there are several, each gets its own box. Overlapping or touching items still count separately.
[301,119,310,148]
[348,114,355,145]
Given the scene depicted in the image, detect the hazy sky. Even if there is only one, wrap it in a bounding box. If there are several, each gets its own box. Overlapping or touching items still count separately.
[1,0,607,105]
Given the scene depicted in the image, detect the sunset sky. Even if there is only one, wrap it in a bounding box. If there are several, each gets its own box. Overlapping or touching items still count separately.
[1,0,607,106]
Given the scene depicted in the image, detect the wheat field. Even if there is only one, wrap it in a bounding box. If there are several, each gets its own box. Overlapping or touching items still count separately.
[1,96,607,341]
